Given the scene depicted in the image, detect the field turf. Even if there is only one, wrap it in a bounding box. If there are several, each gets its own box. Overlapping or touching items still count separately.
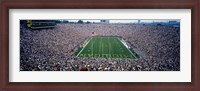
[76,36,137,58]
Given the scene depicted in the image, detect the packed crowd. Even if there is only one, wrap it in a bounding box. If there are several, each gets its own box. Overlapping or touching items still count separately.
[20,23,180,71]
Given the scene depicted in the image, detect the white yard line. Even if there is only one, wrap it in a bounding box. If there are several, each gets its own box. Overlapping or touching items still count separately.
[102,37,104,54]
[76,37,93,57]
[92,38,94,56]
[99,37,102,55]
[117,38,137,58]
[108,37,110,54]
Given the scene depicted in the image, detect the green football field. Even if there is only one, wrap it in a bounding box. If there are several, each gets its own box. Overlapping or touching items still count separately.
[76,36,138,58]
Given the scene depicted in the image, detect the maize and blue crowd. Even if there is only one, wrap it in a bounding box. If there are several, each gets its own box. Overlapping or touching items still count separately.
[20,24,180,71]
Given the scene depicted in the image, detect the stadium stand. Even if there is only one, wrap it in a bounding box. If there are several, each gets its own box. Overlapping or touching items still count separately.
[20,23,180,71]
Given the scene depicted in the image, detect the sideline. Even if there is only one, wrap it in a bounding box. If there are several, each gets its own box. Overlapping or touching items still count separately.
[76,37,93,57]
[117,38,137,58]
